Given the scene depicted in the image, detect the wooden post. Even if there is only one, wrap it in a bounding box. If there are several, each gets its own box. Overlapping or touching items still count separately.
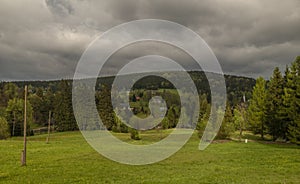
[46,111,51,144]
[21,85,27,166]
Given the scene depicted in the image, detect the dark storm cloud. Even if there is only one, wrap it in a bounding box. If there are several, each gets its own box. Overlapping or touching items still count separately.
[0,0,299,80]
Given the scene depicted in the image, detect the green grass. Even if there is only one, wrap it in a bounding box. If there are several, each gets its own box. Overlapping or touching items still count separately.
[1,131,300,183]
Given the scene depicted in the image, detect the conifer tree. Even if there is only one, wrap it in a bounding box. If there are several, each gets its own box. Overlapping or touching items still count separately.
[286,56,300,143]
[279,65,292,140]
[54,80,77,131]
[266,67,284,140]
[217,102,234,139]
[247,77,267,139]
[96,84,115,130]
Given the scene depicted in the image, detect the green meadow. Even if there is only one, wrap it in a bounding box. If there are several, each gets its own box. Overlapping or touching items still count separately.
[1,131,300,184]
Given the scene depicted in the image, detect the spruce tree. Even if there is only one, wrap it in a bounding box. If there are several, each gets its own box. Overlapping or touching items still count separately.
[247,77,267,139]
[96,84,115,130]
[286,56,300,143]
[216,102,234,139]
[266,67,284,140]
[279,66,293,140]
[54,80,77,131]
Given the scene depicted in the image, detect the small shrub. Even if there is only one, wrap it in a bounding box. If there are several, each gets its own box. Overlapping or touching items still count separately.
[130,128,140,140]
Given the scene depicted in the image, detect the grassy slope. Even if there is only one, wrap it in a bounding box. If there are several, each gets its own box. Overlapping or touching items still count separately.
[0,131,300,184]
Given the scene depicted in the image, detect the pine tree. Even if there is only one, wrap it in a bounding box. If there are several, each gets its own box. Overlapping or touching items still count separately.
[247,77,267,139]
[265,67,284,140]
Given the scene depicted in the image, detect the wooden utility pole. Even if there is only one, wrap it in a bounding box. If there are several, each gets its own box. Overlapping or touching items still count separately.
[21,85,27,166]
[46,111,51,144]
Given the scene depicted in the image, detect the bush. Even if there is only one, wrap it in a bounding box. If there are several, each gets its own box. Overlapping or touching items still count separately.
[112,123,129,133]
[130,128,140,140]
[0,117,10,140]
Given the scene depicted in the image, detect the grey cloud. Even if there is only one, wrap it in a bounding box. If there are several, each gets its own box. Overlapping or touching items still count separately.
[46,0,75,17]
[0,0,299,81]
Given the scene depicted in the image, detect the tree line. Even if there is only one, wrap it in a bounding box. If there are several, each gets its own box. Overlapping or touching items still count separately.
[0,71,256,140]
[198,56,300,143]
[247,56,300,143]
[0,80,77,138]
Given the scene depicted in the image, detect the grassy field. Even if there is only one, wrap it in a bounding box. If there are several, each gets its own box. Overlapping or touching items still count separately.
[1,131,300,184]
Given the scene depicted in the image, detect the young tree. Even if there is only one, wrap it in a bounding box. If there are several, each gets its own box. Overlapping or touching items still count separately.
[216,103,234,139]
[233,104,247,140]
[247,77,267,139]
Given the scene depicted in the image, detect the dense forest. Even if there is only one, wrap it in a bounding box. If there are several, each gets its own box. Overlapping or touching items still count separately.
[0,71,254,139]
[2,55,299,145]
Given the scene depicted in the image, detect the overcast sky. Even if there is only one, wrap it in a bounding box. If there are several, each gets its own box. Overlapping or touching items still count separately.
[0,0,299,81]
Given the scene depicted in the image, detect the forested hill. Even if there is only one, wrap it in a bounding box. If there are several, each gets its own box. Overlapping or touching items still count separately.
[0,71,255,106]
[0,71,254,137]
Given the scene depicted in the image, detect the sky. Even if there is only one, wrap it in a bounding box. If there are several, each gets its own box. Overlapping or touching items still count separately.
[0,0,299,81]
